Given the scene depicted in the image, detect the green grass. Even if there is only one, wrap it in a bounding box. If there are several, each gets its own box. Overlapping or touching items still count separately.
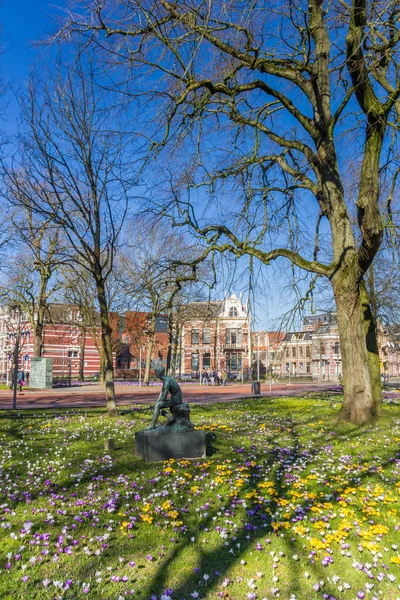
[0,396,399,599]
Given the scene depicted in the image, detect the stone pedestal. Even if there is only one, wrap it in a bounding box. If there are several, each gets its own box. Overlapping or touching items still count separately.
[30,358,53,389]
[135,429,206,462]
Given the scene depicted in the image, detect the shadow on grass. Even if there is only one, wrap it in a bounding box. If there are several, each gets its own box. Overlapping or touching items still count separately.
[1,399,399,599]
[124,411,399,599]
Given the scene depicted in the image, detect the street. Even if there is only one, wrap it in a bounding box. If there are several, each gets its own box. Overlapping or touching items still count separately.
[0,381,341,410]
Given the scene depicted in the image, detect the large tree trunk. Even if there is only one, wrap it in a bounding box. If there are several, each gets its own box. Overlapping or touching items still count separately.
[33,305,46,357]
[96,279,117,417]
[33,323,43,357]
[333,275,381,424]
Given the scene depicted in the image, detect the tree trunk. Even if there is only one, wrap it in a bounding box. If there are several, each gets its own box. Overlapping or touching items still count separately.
[96,279,117,417]
[99,349,106,383]
[33,323,43,357]
[33,305,46,357]
[143,312,157,385]
[170,323,180,376]
[333,275,381,424]
[143,336,155,384]
[166,310,174,375]
[79,327,86,381]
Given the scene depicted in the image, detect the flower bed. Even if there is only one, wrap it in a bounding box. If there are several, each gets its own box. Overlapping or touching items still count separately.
[0,396,399,599]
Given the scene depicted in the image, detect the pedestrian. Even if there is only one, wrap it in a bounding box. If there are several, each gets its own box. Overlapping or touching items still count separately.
[210,371,214,385]
[9,364,15,390]
[212,370,219,385]
[202,370,208,385]
[17,370,25,392]
[222,370,227,386]
[25,371,30,385]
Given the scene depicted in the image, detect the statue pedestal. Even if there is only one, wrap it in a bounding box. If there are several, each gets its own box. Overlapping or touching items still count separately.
[135,429,206,462]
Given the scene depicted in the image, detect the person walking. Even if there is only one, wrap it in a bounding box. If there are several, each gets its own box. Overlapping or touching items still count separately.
[8,364,15,390]
[202,371,208,385]
[222,370,227,386]
[17,370,25,392]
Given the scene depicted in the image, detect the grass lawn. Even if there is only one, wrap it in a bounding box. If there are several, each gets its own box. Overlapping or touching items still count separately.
[0,395,400,600]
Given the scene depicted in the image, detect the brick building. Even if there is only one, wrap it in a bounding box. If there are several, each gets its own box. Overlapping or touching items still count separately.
[0,304,102,381]
[178,294,251,380]
[114,311,169,370]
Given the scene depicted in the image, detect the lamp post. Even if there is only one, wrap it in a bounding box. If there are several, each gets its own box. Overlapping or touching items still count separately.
[12,307,21,410]
[139,346,142,387]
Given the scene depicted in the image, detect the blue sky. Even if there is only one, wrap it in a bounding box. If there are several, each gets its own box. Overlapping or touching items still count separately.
[0,1,325,330]
[1,0,57,134]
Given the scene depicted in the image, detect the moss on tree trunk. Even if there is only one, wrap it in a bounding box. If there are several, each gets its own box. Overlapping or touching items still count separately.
[333,275,381,424]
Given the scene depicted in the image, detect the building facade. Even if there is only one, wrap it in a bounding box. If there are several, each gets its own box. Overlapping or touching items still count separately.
[250,331,285,378]
[277,314,341,380]
[114,311,169,371]
[259,313,400,381]
[0,304,102,381]
[179,294,251,380]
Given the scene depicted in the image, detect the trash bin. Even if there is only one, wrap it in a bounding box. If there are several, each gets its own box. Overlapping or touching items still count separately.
[252,381,261,396]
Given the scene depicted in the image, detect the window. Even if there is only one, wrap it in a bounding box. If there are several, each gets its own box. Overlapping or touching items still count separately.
[229,307,238,317]
[68,310,81,322]
[334,342,340,355]
[306,362,311,373]
[299,361,304,372]
[226,352,242,371]
[226,328,242,346]
[191,329,199,345]
[299,346,304,357]
[203,328,211,345]
[285,347,289,358]
[306,346,310,358]
[155,316,168,332]
[68,350,78,358]
[191,353,199,371]
[203,352,210,369]
[292,347,296,358]
[286,362,290,372]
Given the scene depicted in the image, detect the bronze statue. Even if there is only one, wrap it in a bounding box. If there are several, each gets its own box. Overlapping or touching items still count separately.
[146,365,193,432]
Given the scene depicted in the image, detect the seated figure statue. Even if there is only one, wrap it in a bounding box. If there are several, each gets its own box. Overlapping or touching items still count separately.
[146,365,193,432]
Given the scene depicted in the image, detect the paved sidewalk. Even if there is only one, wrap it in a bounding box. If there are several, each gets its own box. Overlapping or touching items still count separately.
[0,381,338,410]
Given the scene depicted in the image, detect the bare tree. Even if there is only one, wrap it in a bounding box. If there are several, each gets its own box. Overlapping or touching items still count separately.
[61,0,400,424]
[120,218,206,382]
[59,263,103,381]
[3,57,134,416]
[0,210,62,356]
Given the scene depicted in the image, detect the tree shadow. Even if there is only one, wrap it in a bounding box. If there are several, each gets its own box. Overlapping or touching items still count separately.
[133,412,399,598]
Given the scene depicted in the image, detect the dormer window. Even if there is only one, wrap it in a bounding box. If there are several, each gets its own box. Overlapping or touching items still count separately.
[229,307,238,317]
